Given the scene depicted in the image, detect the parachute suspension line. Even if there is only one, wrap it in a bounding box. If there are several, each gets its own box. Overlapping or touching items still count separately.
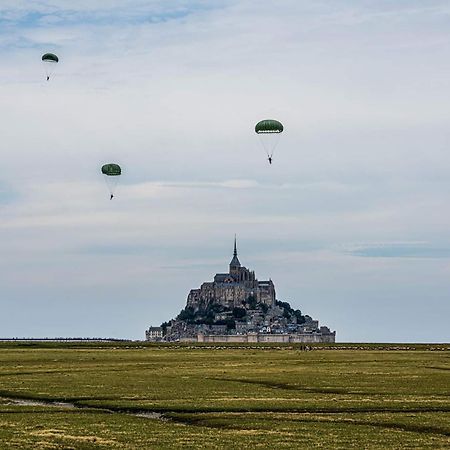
[258,134,269,158]
[103,174,119,196]
[269,132,281,159]
[258,132,281,159]
[43,61,57,81]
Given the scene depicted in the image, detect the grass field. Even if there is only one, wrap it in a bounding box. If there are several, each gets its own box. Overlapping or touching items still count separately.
[0,342,448,449]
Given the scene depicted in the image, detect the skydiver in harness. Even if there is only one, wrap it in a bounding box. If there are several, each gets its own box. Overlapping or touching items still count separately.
[110,194,114,200]
[268,156,272,165]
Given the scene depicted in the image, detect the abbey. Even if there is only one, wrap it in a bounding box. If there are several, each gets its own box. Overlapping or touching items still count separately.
[186,238,276,312]
[146,238,336,343]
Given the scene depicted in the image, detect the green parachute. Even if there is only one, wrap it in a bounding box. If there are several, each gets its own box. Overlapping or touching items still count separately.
[255,119,284,164]
[101,164,122,200]
[42,53,59,81]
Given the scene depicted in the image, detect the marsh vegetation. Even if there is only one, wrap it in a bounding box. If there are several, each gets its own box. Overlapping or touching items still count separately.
[0,343,448,448]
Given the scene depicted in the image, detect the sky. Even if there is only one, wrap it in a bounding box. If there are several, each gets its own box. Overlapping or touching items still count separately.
[0,0,449,342]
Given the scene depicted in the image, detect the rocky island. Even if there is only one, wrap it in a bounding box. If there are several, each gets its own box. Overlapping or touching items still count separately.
[146,238,336,343]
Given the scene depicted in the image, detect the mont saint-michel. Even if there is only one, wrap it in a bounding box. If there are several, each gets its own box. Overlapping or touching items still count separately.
[146,239,336,343]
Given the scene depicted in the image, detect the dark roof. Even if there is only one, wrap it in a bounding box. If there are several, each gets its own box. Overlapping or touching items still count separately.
[229,254,241,267]
[214,273,229,281]
[214,273,236,283]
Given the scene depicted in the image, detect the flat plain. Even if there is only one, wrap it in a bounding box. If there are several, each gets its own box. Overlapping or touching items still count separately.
[0,342,448,449]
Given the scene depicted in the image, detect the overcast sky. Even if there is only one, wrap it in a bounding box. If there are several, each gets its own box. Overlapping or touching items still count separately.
[0,0,449,342]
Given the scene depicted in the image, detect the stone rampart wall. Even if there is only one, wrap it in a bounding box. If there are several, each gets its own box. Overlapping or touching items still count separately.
[198,333,336,343]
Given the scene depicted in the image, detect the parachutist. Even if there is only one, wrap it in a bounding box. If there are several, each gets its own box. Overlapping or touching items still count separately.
[255,119,283,165]
[42,53,58,83]
[102,164,121,199]
[42,53,58,81]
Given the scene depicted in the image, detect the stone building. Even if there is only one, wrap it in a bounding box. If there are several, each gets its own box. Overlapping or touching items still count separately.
[186,237,276,312]
[145,326,163,341]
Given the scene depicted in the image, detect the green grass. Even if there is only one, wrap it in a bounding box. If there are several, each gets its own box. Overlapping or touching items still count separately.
[0,343,448,448]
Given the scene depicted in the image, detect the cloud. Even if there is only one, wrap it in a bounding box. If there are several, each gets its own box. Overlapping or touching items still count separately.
[344,242,450,259]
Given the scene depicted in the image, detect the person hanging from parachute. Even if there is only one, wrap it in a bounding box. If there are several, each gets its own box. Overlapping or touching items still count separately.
[255,119,284,165]
[101,163,122,200]
[41,53,59,81]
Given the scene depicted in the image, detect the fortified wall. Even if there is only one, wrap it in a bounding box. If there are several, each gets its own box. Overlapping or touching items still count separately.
[198,332,336,344]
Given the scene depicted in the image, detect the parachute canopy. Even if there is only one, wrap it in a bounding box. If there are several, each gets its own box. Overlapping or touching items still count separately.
[255,119,284,134]
[101,164,121,199]
[101,163,121,176]
[42,53,59,63]
[42,53,59,80]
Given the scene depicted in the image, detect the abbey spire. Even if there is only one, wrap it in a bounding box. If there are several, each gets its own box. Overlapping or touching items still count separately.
[229,235,241,273]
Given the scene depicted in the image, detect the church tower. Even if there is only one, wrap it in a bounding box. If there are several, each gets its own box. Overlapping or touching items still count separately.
[229,235,241,279]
